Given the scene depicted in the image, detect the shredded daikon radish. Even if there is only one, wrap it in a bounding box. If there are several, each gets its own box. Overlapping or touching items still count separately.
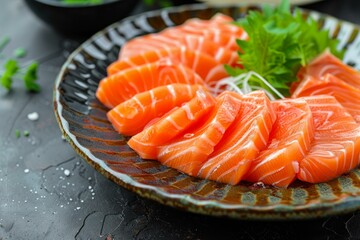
[208,71,285,100]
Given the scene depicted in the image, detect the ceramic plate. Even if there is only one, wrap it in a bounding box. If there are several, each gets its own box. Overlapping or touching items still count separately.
[54,4,360,219]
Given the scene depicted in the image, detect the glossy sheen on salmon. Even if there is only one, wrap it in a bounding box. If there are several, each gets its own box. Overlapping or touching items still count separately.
[107,47,229,85]
[157,91,241,176]
[197,91,277,185]
[119,32,240,62]
[96,59,204,109]
[128,89,215,159]
[107,84,204,136]
[119,14,245,59]
[298,95,360,183]
[109,36,238,74]
[161,15,246,42]
[245,99,314,187]
[292,74,360,123]
[297,51,360,89]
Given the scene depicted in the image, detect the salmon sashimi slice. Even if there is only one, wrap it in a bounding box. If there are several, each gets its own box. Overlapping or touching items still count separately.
[197,91,277,185]
[96,59,204,109]
[107,47,229,86]
[119,14,245,59]
[297,51,360,90]
[161,14,245,40]
[107,84,205,136]
[292,74,360,123]
[179,35,239,65]
[120,30,242,59]
[298,95,360,183]
[118,31,240,62]
[119,34,179,60]
[157,91,241,176]
[245,99,314,188]
[128,89,215,159]
[180,13,235,26]
[109,36,238,75]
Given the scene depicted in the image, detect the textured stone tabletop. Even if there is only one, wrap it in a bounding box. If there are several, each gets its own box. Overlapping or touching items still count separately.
[1,0,360,239]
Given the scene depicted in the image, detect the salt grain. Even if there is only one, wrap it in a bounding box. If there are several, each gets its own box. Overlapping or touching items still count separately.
[27,112,39,121]
[24,169,29,173]
[64,169,71,176]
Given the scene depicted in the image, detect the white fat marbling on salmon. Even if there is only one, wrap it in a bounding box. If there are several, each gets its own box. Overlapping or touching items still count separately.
[297,96,360,183]
[259,166,286,181]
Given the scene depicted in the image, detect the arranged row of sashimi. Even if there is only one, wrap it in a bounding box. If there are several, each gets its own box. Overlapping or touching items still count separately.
[95,14,360,188]
[292,51,360,123]
[101,77,360,187]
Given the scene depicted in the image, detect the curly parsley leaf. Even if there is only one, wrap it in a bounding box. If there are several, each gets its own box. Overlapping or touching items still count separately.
[23,62,40,92]
[0,37,40,92]
[228,0,344,97]
[14,48,27,58]
[0,36,10,53]
[62,0,103,5]
[143,0,172,8]
[1,59,19,90]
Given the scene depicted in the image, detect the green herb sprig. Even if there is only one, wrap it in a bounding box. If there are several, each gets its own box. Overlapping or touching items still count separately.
[226,0,344,97]
[143,0,172,8]
[0,37,40,92]
[61,0,103,5]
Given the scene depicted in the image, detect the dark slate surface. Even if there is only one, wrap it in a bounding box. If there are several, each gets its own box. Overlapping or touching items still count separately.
[1,0,360,239]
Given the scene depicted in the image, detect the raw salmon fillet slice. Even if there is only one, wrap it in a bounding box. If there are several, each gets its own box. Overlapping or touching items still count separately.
[96,59,204,109]
[157,91,241,176]
[292,74,360,123]
[161,14,245,41]
[245,99,314,188]
[118,32,240,62]
[107,47,229,86]
[298,95,360,183]
[107,84,204,136]
[197,91,277,185]
[109,36,238,74]
[296,51,360,90]
[119,14,245,59]
[179,35,239,65]
[128,89,215,159]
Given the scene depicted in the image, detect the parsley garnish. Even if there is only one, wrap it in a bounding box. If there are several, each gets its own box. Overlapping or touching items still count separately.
[0,37,40,92]
[143,0,172,8]
[15,129,21,138]
[23,130,30,137]
[61,0,103,5]
[13,48,27,58]
[1,59,19,90]
[227,0,344,97]
[23,62,40,92]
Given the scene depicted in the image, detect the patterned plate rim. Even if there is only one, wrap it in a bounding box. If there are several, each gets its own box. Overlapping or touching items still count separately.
[54,3,360,219]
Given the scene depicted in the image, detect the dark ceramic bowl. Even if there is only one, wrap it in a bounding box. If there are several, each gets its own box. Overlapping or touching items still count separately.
[24,0,140,36]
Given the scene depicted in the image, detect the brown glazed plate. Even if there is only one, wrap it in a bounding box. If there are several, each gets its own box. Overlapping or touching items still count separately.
[54,4,360,219]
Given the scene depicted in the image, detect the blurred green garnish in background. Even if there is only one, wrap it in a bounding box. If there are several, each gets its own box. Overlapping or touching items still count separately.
[61,0,103,5]
[0,36,40,92]
[60,0,173,7]
[143,0,172,8]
